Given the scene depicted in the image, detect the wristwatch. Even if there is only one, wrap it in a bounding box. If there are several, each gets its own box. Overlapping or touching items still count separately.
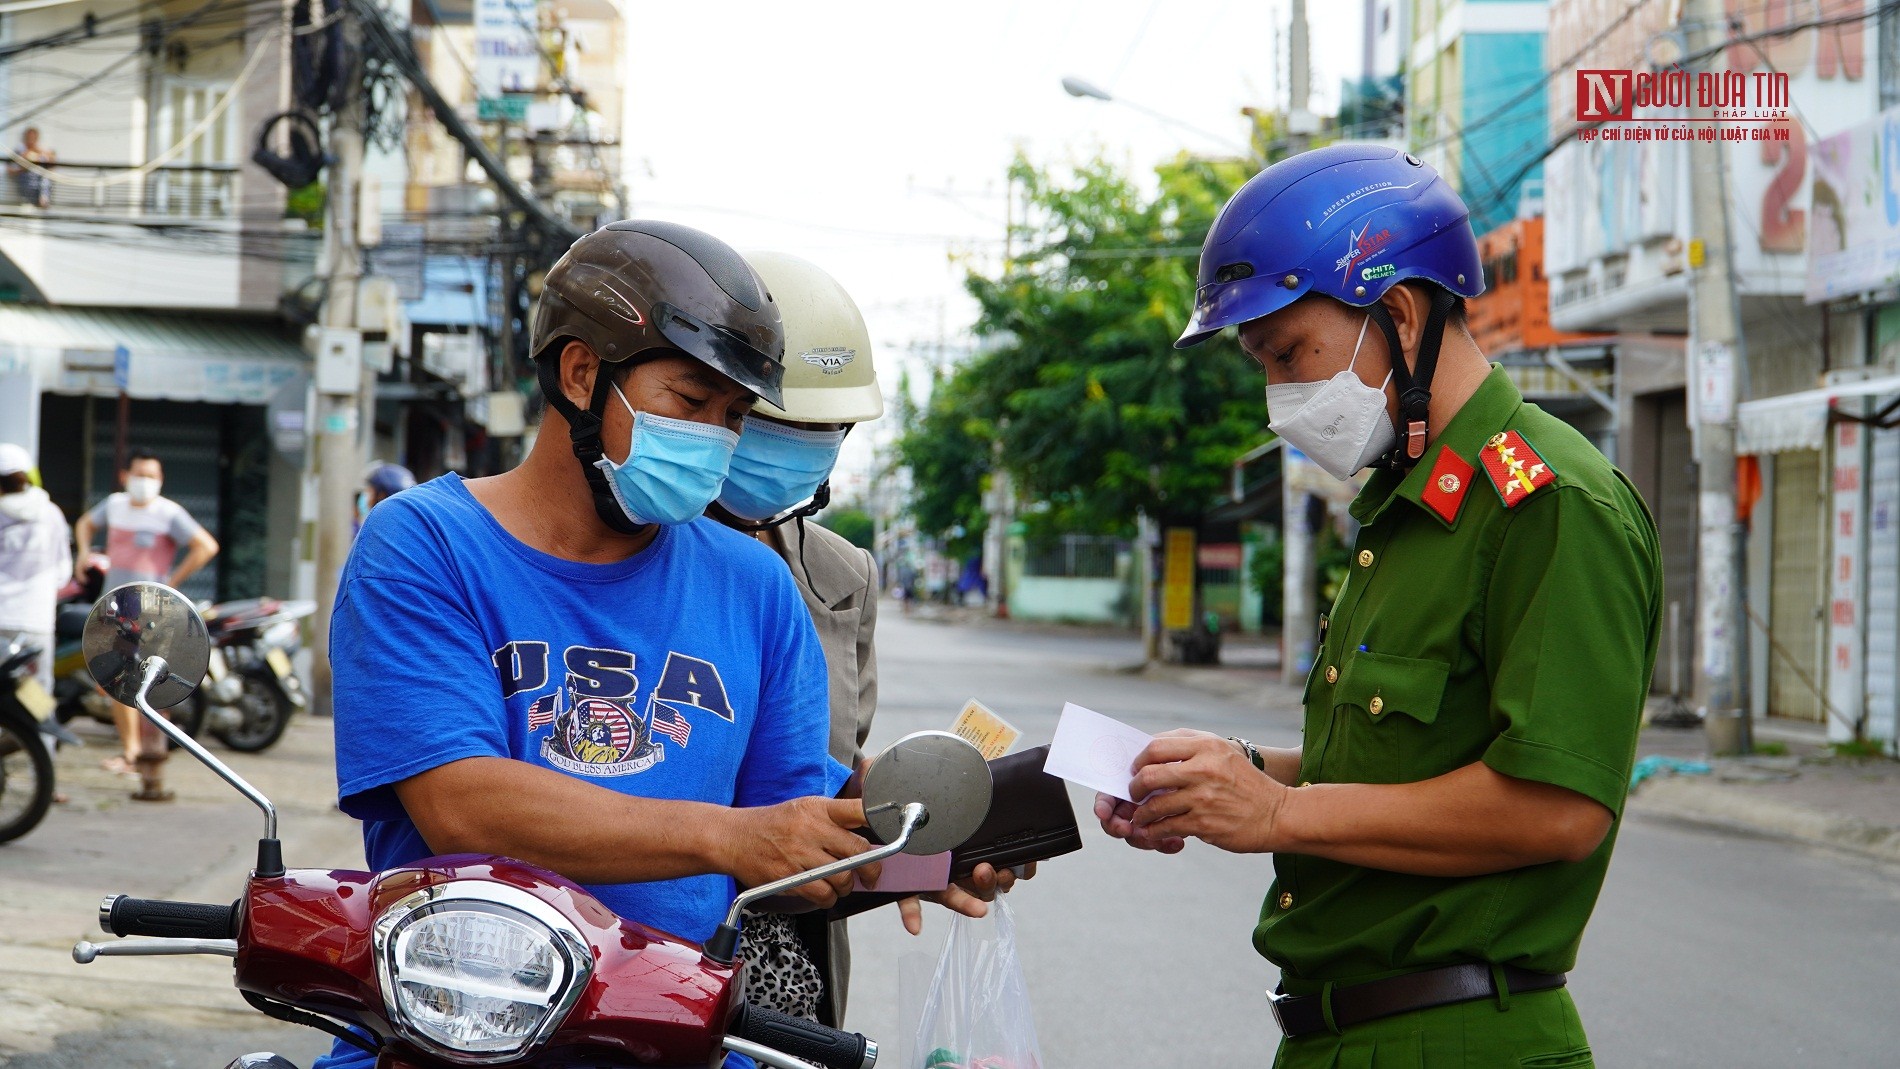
[1228,736,1267,772]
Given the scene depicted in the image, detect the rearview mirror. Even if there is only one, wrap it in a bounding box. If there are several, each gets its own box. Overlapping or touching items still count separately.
[82,582,210,710]
[862,730,993,855]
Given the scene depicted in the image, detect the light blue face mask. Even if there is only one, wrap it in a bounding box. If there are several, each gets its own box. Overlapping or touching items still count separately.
[717,416,848,522]
[594,384,740,527]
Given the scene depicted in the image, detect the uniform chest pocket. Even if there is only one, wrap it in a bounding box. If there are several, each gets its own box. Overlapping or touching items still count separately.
[1326,651,1451,784]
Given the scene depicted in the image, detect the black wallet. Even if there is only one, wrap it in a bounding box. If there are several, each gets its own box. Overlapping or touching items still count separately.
[829,744,1082,920]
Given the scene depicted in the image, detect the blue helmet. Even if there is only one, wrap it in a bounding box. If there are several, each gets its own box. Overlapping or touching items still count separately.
[366,462,416,496]
[1177,144,1483,348]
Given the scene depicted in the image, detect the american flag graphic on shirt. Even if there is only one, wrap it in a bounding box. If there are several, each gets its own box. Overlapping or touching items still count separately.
[526,690,561,729]
[649,702,692,746]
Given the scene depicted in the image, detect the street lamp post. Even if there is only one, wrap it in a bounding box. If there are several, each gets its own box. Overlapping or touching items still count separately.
[1059,76,1255,157]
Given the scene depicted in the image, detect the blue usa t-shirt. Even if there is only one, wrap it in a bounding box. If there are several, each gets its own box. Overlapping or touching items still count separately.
[319,476,842,1069]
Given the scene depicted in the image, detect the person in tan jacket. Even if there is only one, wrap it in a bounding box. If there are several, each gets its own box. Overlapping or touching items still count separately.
[711,252,1019,1026]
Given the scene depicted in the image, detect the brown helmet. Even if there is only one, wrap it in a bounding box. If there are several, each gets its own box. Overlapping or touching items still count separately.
[531,219,786,406]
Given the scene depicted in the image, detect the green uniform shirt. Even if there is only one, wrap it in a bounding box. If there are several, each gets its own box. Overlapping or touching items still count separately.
[1258,366,1662,995]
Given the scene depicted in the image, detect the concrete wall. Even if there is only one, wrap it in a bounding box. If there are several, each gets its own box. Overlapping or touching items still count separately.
[1008,576,1132,626]
[8,2,148,166]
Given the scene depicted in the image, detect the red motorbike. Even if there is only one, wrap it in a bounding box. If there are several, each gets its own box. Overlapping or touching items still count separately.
[71,581,994,1069]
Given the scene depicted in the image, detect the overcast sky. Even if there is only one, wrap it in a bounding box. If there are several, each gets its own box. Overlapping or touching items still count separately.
[620,0,1364,493]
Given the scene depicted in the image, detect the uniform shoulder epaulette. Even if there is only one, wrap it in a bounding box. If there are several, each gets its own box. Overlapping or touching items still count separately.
[1479,430,1556,508]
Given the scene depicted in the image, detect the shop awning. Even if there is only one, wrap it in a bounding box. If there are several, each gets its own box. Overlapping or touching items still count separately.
[0,305,306,404]
[1735,374,1900,454]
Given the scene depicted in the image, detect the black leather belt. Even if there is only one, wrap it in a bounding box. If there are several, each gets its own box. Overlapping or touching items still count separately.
[1268,964,1567,1038]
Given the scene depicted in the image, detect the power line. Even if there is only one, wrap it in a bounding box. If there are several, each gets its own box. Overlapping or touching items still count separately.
[8,28,275,186]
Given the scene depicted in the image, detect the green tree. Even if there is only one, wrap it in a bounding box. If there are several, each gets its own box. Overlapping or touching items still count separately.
[951,152,1265,534]
[818,506,875,551]
[893,365,993,558]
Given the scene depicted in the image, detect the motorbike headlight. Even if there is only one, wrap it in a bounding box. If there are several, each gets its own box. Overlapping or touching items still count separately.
[372,883,592,1063]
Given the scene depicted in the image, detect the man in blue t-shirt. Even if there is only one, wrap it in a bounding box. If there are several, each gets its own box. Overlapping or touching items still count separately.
[321,223,872,1069]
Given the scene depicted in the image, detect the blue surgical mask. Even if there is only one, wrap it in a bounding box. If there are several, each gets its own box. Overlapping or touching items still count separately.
[717,416,848,522]
[594,384,740,527]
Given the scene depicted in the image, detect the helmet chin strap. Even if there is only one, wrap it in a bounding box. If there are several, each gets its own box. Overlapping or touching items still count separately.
[536,353,645,536]
[1364,288,1457,469]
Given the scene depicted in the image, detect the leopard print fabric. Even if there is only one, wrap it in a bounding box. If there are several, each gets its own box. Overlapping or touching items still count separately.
[739,910,824,1020]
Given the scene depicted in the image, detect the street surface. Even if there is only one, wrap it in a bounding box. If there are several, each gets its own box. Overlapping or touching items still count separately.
[2,605,1896,1067]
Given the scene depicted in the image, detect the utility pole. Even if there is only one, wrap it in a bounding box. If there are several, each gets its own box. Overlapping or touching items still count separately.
[309,16,367,718]
[1684,0,1750,754]
[1287,0,1317,153]
[1280,0,1318,684]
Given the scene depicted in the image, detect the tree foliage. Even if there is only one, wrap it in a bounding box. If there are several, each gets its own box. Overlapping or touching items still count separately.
[897,152,1267,546]
[817,506,875,551]
[894,365,992,557]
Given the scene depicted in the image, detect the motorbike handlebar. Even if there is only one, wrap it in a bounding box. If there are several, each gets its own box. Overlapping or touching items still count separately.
[100,895,239,940]
[728,1003,877,1069]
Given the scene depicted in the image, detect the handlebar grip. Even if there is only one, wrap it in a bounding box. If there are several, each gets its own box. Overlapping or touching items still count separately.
[100,895,238,940]
[729,1003,876,1069]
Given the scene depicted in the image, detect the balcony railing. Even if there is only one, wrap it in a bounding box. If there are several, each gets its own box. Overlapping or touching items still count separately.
[0,162,238,219]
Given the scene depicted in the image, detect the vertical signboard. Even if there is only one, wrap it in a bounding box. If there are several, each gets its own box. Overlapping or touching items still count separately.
[1161,528,1197,631]
[1827,417,1867,742]
[475,0,539,117]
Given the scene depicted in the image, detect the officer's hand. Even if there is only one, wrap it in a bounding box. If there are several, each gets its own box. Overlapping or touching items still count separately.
[724,797,881,908]
[1124,732,1287,854]
[1095,793,1187,853]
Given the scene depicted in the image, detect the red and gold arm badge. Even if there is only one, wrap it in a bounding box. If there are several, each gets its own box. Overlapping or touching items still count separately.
[1420,446,1475,524]
[1480,430,1556,507]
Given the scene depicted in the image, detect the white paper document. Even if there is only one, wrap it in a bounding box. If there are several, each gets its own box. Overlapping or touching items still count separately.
[1042,702,1155,802]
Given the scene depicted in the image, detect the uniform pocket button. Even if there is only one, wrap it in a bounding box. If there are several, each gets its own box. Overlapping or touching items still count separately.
[1278,892,1294,910]
[1369,696,1385,715]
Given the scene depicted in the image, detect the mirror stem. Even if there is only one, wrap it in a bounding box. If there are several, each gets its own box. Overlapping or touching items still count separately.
[134,657,285,877]
[702,802,928,967]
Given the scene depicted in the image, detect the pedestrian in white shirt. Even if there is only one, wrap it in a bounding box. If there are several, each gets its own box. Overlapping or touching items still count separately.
[0,442,69,694]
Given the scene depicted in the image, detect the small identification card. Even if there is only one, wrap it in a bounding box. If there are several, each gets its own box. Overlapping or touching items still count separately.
[951,699,1020,760]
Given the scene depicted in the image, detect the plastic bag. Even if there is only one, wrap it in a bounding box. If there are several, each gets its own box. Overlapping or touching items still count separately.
[909,897,1043,1069]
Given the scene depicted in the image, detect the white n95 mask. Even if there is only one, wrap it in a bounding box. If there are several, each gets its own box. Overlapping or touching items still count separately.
[1264,316,1396,480]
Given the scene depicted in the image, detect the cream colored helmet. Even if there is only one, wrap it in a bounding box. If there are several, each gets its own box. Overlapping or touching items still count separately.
[745,251,883,424]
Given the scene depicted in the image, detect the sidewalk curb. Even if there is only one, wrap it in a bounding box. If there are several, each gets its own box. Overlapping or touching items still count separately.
[1626,775,1900,866]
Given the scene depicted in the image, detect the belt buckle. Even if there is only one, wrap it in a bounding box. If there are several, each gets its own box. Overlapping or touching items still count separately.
[1265,986,1291,1034]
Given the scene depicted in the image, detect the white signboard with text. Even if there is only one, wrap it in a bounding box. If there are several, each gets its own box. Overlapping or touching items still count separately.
[474,0,539,99]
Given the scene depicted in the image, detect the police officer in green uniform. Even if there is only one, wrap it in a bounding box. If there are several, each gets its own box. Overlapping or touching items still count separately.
[1096,145,1662,1067]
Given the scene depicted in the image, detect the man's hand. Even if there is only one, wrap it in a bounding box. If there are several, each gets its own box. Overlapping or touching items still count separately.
[169,529,219,588]
[894,862,1036,934]
[718,797,880,908]
[1096,729,1287,854]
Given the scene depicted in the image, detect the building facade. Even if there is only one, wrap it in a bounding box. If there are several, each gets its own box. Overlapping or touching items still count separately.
[0,0,315,601]
[1407,0,1552,234]
[1544,0,1894,746]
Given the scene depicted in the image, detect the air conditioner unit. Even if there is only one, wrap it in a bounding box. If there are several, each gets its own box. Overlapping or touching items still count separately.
[421,331,482,386]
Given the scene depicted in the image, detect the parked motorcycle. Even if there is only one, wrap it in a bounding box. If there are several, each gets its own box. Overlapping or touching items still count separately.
[0,637,58,843]
[70,581,993,1069]
[193,597,314,752]
[56,588,313,754]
